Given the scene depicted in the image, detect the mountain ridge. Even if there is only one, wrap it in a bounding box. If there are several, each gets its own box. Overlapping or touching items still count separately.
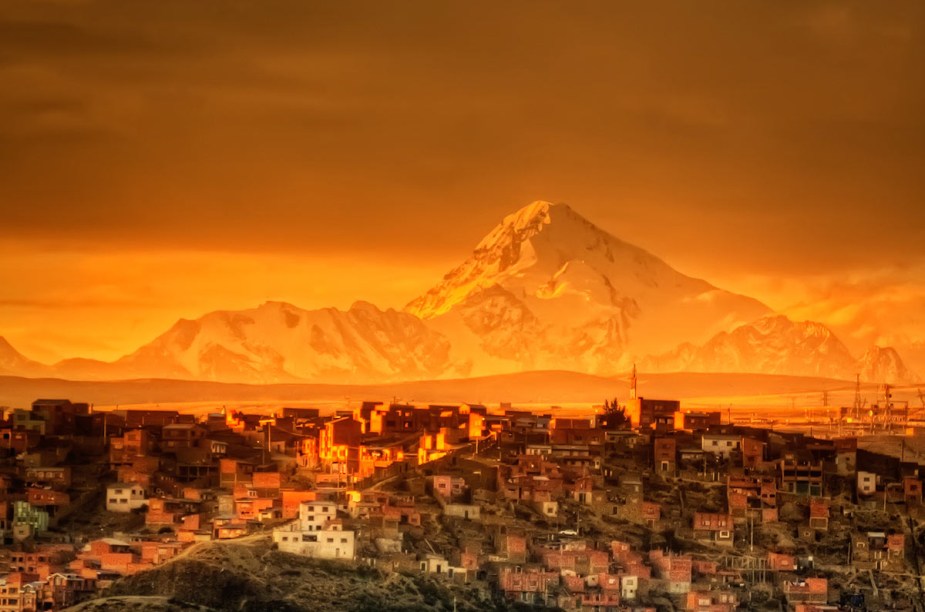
[0,201,918,385]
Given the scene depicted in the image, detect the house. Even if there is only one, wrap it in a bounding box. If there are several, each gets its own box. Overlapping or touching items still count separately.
[683,590,739,611]
[431,474,468,502]
[741,437,767,469]
[768,552,797,571]
[903,476,922,505]
[9,545,73,580]
[625,398,680,431]
[727,474,777,523]
[783,578,828,605]
[701,433,741,459]
[272,500,355,560]
[674,411,722,432]
[834,438,857,475]
[31,399,88,436]
[692,512,734,547]
[498,566,559,606]
[26,488,71,516]
[780,452,824,496]
[649,550,692,593]
[281,489,317,519]
[24,467,72,489]
[808,499,829,530]
[494,530,528,564]
[538,543,609,576]
[653,437,677,475]
[0,572,41,611]
[109,429,155,467]
[105,483,147,512]
[851,532,905,572]
[857,471,877,496]
[161,423,207,450]
[45,572,96,609]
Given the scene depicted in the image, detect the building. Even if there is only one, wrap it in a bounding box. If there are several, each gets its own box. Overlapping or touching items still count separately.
[692,512,734,547]
[783,578,828,605]
[808,499,829,530]
[272,500,355,560]
[780,452,824,496]
[701,433,741,459]
[857,471,877,496]
[105,483,147,512]
[625,398,680,431]
[653,437,677,475]
[161,423,207,450]
[674,411,722,432]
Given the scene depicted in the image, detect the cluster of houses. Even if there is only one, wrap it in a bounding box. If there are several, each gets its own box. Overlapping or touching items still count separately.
[0,396,921,610]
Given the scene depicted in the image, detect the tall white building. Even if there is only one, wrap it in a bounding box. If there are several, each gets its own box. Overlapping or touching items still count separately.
[273,500,355,560]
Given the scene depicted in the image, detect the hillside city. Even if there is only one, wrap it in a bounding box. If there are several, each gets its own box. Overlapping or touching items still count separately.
[0,377,922,611]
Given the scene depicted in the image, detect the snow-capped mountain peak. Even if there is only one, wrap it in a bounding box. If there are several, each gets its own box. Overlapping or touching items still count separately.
[1,201,916,386]
[405,201,771,376]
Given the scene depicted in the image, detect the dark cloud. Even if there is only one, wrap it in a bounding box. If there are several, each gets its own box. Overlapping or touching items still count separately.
[0,0,922,276]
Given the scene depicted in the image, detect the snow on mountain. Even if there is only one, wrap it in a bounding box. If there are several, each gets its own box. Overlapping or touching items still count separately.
[44,301,458,384]
[406,201,771,375]
[0,337,49,378]
[1,201,916,385]
[643,315,919,384]
[856,345,919,385]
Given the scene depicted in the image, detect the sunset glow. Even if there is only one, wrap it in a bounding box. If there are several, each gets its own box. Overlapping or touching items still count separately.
[0,0,922,380]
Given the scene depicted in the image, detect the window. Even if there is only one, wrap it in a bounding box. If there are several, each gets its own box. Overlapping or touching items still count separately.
[341,538,347,543]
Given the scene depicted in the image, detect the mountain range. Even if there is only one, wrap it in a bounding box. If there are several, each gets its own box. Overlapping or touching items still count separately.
[0,201,919,385]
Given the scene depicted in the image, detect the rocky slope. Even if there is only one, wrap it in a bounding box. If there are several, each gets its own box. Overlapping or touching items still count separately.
[93,537,496,612]
[856,345,919,384]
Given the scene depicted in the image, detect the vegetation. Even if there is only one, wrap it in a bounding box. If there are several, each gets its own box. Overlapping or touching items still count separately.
[599,398,629,430]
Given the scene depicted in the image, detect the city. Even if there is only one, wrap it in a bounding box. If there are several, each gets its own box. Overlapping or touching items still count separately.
[0,375,922,610]
[1,1,922,610]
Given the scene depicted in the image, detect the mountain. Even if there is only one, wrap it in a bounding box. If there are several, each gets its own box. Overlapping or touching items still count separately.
[856,345,919,385]
[0,337,49,378]
[643,315,919,384]
[405,201,771,375]
[47,301,459,384]
[0,201,916,385]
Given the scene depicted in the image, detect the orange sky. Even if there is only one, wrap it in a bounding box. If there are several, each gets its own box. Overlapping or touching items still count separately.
[0,0,923,364]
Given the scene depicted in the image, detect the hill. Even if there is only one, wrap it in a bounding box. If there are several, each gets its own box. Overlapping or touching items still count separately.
[78,536,497,612]
[0,370,859,411]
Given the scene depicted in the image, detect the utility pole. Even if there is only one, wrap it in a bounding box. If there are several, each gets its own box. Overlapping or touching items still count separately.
[854,375,862,422]
[749,514,754,552]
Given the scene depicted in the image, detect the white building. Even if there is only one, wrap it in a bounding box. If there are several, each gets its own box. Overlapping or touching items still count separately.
[273,500,355,560]
[621,575,638,600]
[701,433,741,458]
[858,471,877,496]
[105,483,147,512]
